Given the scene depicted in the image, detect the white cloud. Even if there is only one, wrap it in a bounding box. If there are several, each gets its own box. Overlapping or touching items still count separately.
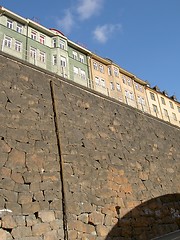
[56,10,74,34]
[93,24,122,43]
[77,0,104,20]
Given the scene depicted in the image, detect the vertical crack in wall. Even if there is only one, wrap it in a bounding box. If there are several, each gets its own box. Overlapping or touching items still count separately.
[50,80,68,240]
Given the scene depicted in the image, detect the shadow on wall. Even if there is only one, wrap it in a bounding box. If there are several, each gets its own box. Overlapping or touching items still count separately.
[105,194,180,240]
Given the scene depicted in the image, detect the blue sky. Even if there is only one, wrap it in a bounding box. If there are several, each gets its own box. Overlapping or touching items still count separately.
[1,0,180,101]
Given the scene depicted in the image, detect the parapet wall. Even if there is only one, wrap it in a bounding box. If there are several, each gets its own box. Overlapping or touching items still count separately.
[0,52,180,240]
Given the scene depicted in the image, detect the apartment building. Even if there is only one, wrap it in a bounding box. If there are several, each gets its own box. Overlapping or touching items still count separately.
[0,6,179,128]
[68,40,91,88]
[146,86,180,127]
[106,59,124,102]
[90,54,109,96]
[0,6,68,74]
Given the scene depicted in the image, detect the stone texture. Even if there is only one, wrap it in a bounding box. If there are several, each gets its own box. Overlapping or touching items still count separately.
[0,52,179,240]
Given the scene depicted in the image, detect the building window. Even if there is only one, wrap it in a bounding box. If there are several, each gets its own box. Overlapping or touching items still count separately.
[99,65,104,73]
[73,66,79,75]
[80,69,86,80]
[125,90,134,100]
[95,76,100,85]
[4,36,12,48]
[108,67,112,76]
[150,92,155,101]
[53,55,57,65]
[164,109,168,117]
[100,79,105,88]
[122,76,126,84]
[40,35,45,44]
[16,23,23,33]
[138,96,145,105]
[39,51,46,63]
[93,62,98,70]
[161,97,165,105]
[116,83,121,91]
[60,40,65,49]
[31,31,37,40]
[127,78,132,86]
[60,56,66,67]
[172,113,177,121]
[72,51,78,60]
[30,47,37,59]
[177,106,180,113]
[135,83,139,90]
[169,101,174,109]
[7,19,13,29]
[79,55,84,63]
[114,67,119,77]
[52,38,56,48]
[110,82,114,90]
[139,85,143,92]
[129,92,134,100]
[15,40,22,52]
[152,104,158,113]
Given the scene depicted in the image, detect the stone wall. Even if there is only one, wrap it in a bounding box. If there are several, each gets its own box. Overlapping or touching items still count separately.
[0,52,180,240]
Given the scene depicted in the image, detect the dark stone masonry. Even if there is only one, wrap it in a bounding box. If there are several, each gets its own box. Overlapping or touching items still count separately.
[0,52,180,240]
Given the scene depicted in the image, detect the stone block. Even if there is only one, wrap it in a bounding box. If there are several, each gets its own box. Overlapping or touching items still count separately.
[32,223,51,236]
[0,229,13,240]
[38,210,55,222]
[11,226,32,238]
[96,225,109,237]
[26,215,39,227]
[43,230,58,240]
[11,171,24,184]
[23,171,41,184]
[22,202,40,215]
[2,215,17,229]
[13,215,26,226]
[89,211,104,225]
[18,192,32,204]
[6,149,25,168]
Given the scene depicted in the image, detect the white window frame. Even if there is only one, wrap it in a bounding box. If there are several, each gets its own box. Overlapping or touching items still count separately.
[114,67,119,77]
[52,55,57,65]
[79,55,84,63]
[60,40,65,50]
[80,69,86,80]
[99,65,104,73]
[16,23,23,33]
[30,47,37,59]
[108,67,112,76]
[95,76,100,85]
[72,51,78,60]
[15,40,22,52]
[40,35,45,44]
[52,38,56,48]
[73,66,79,75]
[100,78,105,88]
[7,19,13,29]
[116,83,121,91]
[39,51,46,63]
[93,62,98,70]
[31,31,37,40]
[60,56,66,67]
[110,82,114,90]
[138,96,145,105]
[4,36,12,48]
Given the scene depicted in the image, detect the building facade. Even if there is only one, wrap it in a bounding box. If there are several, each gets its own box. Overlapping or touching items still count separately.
[0,6,179,127]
